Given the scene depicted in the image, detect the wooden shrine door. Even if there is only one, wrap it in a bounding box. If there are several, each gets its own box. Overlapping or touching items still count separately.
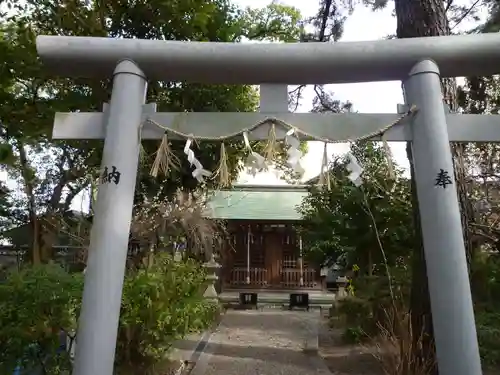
[264,231,283,286]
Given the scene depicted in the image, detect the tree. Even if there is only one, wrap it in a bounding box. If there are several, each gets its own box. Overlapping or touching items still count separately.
[458,75,500,252]
[299,142,413,274]
[457,3,500,254]
[482,0,500,32]
[0,182,13,236]
[0,0,304,263]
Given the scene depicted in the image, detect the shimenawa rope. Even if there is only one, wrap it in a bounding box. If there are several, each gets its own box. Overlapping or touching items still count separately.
[141,105,417,187]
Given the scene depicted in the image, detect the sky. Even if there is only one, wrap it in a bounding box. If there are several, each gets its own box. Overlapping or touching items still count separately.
[233,0,484,185]
[0,0,486,212]
[236,1,403,185]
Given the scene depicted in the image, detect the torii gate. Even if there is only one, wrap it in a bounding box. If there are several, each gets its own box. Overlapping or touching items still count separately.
[36,33,500,375]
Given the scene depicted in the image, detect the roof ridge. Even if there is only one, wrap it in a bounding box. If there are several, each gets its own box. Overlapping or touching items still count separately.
[217,184,309,192]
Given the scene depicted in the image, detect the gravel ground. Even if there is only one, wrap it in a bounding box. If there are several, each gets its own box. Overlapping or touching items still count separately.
[190,309,332,375]
[318,321,383,375]
[187,309,497,375]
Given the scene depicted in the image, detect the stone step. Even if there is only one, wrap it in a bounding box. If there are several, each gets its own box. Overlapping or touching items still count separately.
[219,291,336,307]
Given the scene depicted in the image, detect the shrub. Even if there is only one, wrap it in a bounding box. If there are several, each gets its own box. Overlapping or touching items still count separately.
[0,264,83,375]
[333,272,411,344]
[471,253,500,368]
[476,311,500,367]
[471,253,500,311]
[341,326,366,343]
[115,253,219,373]
[0,254,219,375]
[337,297,372,325]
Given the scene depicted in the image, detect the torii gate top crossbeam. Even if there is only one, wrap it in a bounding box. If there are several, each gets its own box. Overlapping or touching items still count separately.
[36,33,500,84]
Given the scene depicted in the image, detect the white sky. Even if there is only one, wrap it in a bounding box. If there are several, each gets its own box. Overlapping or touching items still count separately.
[236,1,402,185]
[0,0,485,212]
[234,0,484,185]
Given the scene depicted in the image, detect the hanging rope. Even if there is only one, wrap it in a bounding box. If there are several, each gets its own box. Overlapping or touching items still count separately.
[143,105,417,185]
[145,105,416,143]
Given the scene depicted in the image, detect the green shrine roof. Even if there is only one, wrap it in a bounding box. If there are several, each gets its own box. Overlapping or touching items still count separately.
[204,185,308,221]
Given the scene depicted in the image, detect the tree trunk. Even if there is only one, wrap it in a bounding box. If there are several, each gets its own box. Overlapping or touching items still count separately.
[17,140,41,264]
[395,0,474,373]
[367,247,373,276]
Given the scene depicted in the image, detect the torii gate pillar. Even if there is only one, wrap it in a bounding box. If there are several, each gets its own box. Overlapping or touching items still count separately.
[403,59,482,375]
[72,60,147,375]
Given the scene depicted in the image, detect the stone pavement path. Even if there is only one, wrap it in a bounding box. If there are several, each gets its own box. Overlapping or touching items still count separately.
[190,309,332,375]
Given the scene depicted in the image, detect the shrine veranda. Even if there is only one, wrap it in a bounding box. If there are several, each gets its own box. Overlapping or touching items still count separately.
[36,33,500,375]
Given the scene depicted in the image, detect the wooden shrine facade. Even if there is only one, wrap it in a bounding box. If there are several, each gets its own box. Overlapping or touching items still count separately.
[204,184,323,291]
[222,221,321,289]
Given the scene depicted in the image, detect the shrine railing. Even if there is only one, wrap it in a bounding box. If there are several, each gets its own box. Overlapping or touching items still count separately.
[226,266,318,289]
[229,267,268,287]
[281,268,317,289]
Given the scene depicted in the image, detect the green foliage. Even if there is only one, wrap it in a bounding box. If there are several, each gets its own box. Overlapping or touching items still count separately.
[116,254,219,372]
[458,3,500,367]
[332,268,412,344]
[0,255,219,374]
[471,253,500,310]
[333,296,372,343]
[0,264,83,375]
[0,141,15,165]
[239,1,303,42]
[471,253,500,367]
[0,181,14,233]
[0,0,309,264]
[476,311,500,366]
[341,325,366,344]
[298,142,413,273]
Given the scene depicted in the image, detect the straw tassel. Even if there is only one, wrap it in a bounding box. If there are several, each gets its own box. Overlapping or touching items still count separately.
[263,123,279,162]
[318,142,331,190]
[139,143,147,164]
[137,122,147,165]
[212,142,231,187]
[150,132,181,177]
[381,133,395,179]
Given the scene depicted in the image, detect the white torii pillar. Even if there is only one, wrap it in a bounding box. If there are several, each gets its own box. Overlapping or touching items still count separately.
[72,60,147,375]
[403,60,481,375]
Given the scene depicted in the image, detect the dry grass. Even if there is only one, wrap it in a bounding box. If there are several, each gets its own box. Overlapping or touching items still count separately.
[130,189,228,258]
[369,305,435,375]
[59,188,229,268]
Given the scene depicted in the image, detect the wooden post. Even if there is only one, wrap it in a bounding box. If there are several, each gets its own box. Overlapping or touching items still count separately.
[298,235,304,287]
[246,225,250,284]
